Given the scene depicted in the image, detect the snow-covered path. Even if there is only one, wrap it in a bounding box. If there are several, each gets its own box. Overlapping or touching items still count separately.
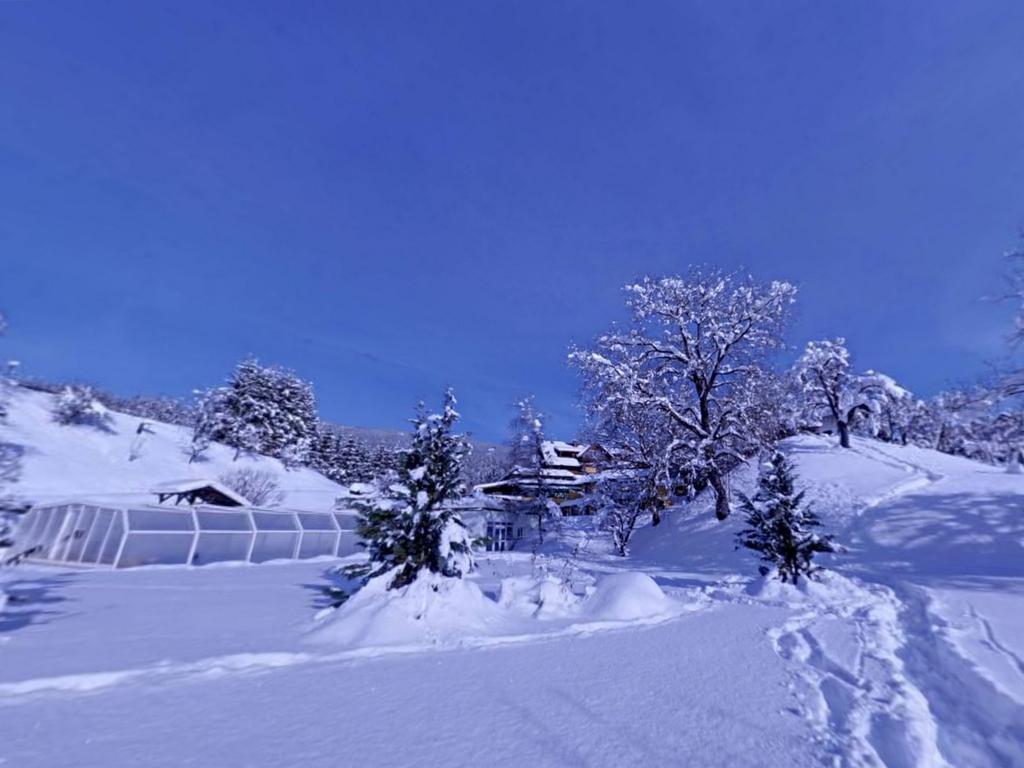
[753,441,1024,768]
[837,443,1024,767]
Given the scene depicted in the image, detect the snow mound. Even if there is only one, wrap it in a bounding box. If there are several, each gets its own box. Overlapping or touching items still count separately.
[308,572,507,649]
[498,574,581,618]
[312,570,683,651]
[582,572,675,622]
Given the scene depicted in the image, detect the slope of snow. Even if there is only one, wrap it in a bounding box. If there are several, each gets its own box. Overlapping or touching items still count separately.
[1,432,1022,767]
[0,387,343,510]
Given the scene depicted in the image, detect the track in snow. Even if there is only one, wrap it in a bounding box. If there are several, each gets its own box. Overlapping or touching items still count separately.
[765,442,1024,767]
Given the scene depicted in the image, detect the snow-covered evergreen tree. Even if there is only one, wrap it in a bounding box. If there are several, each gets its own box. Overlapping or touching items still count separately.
[338,435,375,481]
[347,389,473,590]
[192,359,318,464]
[308,428,344,482]
[570,269,796,520]
[795,339,880,448]
[736,450,835,584]
[369,443,400,479]
[462,444,509,487]
[52,385,114,431]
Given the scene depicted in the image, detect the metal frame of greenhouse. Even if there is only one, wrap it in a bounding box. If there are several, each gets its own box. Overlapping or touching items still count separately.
[16,502,361,569]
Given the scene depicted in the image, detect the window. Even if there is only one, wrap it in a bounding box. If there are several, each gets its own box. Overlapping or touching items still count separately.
[486,522,514,552]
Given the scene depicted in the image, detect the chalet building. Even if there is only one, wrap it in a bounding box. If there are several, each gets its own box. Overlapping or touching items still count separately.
[474,440,617,516]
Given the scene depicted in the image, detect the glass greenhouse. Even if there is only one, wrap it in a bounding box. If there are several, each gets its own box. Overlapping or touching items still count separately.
[17,502,361,568]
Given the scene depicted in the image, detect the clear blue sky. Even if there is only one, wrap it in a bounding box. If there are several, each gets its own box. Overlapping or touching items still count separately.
[2,2,1023,441]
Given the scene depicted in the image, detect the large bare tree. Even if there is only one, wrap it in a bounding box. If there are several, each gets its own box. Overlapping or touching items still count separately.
[571,269,796,520]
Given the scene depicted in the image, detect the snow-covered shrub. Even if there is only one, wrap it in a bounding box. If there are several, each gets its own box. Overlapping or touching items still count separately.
[736,450,835,585]
[219,468,284,506]
[346,389,473,590]
[51,386,114,431]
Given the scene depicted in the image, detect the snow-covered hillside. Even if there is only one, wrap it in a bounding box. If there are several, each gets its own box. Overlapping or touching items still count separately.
[0,387,344,510]
[1,434,1022,767]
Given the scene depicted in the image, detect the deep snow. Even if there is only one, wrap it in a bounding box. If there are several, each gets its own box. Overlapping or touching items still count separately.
[0,386,344,510]
[1,430,1023,767]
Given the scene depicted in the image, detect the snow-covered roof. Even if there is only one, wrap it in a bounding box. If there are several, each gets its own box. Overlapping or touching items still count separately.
[152,479,250,507]
[541,441,585,469]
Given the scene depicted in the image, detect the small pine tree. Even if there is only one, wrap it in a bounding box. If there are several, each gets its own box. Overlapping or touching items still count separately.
[736,450,835,584]
[347,389,473,590]
[52,385,114,431]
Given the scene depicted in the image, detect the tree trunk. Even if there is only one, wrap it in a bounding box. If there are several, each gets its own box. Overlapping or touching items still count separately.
[838,420,851,449]
[708,470,730,520]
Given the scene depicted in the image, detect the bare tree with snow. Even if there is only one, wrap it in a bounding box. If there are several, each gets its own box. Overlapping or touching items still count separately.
[219,468,285,506]
[570,269,796,520]
[507,396,558,543]
[795,339,882,449]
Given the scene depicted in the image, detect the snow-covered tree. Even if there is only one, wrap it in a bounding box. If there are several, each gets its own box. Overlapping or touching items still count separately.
[369,443,401,478]
[219,468,284,506]
[570,269,797,520]
[507,396,559,543]
[462,444,510,487]
[193,359,319,464]
[588,405,669,555]
[339,436,375,481]
[347,389,473,590]
[97,392,195,427]
[795,339,880,448]
[189,387,229,463]
[736,450,835,584]
[52,385,114,431]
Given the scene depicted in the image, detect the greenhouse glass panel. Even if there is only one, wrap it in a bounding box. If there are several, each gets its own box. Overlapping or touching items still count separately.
[251,511,298,531]
[98,511,126,565]
[196,510,253,532]
[42,506,72,559]
[298,531,340,559]
[28,508,54,551]
[250,531,300,563]
[81,508,114,564]
[16,508,45,548]
[297,512,337,531]
[333,513,358,532]
[335,530,361,557]
[116,532,194,568]
[127,508,196,532]
[65,506,98,562]
[54,506,85,561]
[191,532,253,565]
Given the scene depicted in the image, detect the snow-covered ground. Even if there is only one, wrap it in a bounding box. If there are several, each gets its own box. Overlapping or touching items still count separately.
[1,433,1022,767]
[0,387,343,510]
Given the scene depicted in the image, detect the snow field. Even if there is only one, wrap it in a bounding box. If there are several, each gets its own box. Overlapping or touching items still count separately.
[0,421,1022,766]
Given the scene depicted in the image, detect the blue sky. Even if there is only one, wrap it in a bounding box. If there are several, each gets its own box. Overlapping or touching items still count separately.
[2,2,1023,441]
